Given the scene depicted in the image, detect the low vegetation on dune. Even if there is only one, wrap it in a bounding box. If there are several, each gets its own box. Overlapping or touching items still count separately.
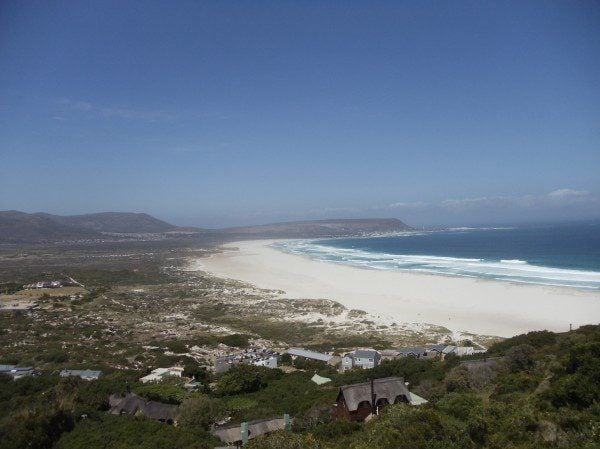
[0,325,598,449]
[0,242,598,448]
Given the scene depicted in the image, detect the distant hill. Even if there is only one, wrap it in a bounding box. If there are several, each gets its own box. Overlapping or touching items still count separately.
[0,211,183,243]
[0,212,413,243]
[215,218,413,239]
[35,212,177,233]
[0,211,101,244]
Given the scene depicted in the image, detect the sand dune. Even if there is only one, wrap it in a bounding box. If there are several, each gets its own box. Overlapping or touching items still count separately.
[196,240,600,338]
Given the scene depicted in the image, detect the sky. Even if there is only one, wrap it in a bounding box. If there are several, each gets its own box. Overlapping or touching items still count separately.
[1,1,599,228]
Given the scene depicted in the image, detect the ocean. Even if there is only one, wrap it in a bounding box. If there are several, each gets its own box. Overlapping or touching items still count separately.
[273,222,600,290]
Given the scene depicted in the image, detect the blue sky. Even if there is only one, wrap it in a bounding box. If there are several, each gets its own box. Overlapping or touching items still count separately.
[1,1,599,227]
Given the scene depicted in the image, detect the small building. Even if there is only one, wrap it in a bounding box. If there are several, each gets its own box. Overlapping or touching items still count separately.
[396,347,427,358]
[60,369,102,381]
[424,344,447,359]
[341,349,381,371]
[380,349,402,361]
[442,346,479,357]
[287,348,339,366]
[212,416,289,446]
[333,377,411,422]
[0,365,35,380]
[109,393,177,424]
[140,366,184,383]
[442,345,457,356]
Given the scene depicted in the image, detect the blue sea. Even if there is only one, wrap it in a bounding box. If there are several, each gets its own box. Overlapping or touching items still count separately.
[273,222,600,290]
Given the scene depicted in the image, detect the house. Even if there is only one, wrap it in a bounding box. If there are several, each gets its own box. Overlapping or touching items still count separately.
[0,365,35,380]
[341,349,381,371]
[212,415,290,445]
[396,347,427,358]
[109,393,177,424]
[139,366,184,383]
[424,344,447,359]
[333,377,411,421]
[442,345,457,356]
[380,349,402,361]
[287,348,340,366]
[60,369,102,380]
[442,346,479,357]
[456,346,475,356]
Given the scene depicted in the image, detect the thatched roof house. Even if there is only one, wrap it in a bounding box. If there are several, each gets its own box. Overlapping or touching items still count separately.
[108,393,177,424]
[334,377,411,421]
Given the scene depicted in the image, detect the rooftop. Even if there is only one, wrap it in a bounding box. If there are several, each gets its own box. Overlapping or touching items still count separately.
[287,348,333,362]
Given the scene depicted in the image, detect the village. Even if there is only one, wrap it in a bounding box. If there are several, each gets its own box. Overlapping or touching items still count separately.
[1,339,487,447]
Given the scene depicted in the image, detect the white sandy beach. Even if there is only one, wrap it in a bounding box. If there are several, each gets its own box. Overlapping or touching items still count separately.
[196,240,600,338]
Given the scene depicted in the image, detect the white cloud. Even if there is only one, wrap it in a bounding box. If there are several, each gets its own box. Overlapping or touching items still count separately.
[57,98,174,122]
[433,189,596,211]
[547,189,589,199]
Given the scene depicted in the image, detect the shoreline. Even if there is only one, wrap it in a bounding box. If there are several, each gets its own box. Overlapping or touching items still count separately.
[194,240,600,338]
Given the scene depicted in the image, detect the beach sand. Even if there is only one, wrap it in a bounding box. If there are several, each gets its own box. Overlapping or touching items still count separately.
[196,240,600,338]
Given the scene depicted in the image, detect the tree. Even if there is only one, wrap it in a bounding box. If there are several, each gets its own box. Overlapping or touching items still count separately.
[216,365,282,396]
[177,396,226,430]
[505,344,536,372]
[244,431,322,449]
[444,365,469,392]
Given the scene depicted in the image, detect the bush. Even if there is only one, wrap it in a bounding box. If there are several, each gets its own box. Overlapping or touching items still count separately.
[311,420,361,439]
[244,430,322,449]
[177,396,226,430]
[436,392,483,421]
[489,330,556,354]
[216,365,283,396]
[492,372,539,398]
[218,334,251,348]
[444,366,469,392]
[54,414,219,449]
[505,344,536,372]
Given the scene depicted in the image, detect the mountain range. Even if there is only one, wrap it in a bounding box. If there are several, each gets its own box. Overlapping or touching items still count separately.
[0,211,412,243]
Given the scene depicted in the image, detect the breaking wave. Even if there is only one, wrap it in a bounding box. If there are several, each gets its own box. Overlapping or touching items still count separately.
[273,240,600,290]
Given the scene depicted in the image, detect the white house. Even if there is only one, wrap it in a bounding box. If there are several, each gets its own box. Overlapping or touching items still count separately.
[341,349,381,371]
[140,366,184,383]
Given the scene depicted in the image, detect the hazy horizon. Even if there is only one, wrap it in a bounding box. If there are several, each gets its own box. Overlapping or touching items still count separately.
[1,1,599,227]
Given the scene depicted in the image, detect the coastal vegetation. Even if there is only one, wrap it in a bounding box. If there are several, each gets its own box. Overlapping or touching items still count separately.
[1,241,598,448]
[0,325,598,448]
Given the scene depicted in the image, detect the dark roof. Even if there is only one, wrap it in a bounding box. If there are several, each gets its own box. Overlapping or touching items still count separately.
[397,347,426,356]
[109,393,146,415]
[354,349,380,359]
[338,377,411,412]
[109,393,177,422]
[144,401,177,421]
[425,344,446,353]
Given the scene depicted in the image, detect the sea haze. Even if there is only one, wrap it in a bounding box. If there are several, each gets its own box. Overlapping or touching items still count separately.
[274,223,600,290]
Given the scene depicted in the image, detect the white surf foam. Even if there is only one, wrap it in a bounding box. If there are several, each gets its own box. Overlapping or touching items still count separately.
[273,240,600,290]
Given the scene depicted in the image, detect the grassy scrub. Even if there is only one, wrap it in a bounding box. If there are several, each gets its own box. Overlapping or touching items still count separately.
[1,325,599,448]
